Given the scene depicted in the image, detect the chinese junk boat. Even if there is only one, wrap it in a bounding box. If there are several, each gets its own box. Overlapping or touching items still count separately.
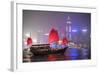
[30,28,68,56]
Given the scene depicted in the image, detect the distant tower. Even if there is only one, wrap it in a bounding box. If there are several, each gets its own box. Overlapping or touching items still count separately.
[66,16,72,40]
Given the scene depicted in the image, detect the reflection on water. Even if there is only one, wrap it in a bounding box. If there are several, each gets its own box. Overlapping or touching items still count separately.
[23,47,90,62]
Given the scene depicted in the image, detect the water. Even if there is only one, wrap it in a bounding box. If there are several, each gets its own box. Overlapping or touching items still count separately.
[23,48,90,62]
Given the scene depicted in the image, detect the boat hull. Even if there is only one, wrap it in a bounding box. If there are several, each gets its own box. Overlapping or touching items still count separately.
[30,44,67,56]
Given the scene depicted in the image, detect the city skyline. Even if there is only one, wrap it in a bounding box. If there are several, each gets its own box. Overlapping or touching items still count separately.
[23,10,91,45]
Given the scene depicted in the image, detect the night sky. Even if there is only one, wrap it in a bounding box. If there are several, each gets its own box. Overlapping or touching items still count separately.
[23,10,91,45]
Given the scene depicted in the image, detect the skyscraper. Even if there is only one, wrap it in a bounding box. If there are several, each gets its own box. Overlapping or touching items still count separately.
[66,16,72,40]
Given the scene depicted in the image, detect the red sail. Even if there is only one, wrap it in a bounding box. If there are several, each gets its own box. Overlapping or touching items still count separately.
[62,37,69,45]
[27,37,33,46]
[49,28,59,43]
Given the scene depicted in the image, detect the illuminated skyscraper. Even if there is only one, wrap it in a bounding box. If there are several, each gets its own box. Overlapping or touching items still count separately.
[66,16,72,40]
